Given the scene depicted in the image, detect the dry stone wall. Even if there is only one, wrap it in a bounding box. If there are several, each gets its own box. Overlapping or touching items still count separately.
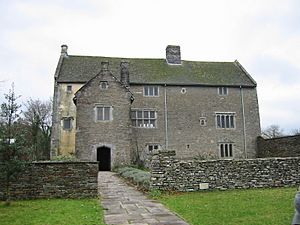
[150,151,300,191]
[0,161,98,200]
[257,135,300,158]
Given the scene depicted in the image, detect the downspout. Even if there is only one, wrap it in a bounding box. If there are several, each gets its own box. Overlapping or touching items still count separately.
[240,86,247,158]
[164,84,168,149]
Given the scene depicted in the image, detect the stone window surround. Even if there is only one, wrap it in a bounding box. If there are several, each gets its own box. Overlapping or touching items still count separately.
[218,87,228,96]
[66,85,72,93]
[218,142,234,158]
[215,112,236,129]
[131,108,157,128]
[94,105,113,122]
[143,86,159,97]
[62,116,73,130]
[100,81,108,89]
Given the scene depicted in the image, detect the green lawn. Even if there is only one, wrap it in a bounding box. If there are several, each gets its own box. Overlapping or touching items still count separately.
[0,198,105,225]
[158,187,296,225]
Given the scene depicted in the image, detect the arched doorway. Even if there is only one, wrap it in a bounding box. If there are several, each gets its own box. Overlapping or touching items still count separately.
[97,146,111,171]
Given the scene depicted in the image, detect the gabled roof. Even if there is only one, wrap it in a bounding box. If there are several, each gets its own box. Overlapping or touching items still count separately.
[56,55,256,87]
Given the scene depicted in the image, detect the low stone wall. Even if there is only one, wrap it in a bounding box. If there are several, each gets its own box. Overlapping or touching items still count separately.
[150,151,300,191]
[0,161,98,200]
[257,135,300,158]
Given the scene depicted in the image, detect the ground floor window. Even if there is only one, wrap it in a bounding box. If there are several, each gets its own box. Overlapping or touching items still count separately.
[131,109,157,128]
[219,143,233,158]
[147,144,159,153]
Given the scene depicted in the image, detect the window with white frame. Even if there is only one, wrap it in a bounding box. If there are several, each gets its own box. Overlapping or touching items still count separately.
[62,117,72,130]
[144,86,159,97]
[96,106,112,121]
[219,143,233,158]
[131,109,157,128]
[218,87,228,95]
[148,144,159,153]
[216,113,235,129]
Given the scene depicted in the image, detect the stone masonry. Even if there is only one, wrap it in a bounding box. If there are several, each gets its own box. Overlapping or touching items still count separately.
[257,135,300,158]
[150,150,300,192]
[0,161,98,200]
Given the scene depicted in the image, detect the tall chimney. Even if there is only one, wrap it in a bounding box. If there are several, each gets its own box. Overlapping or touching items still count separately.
[61,44,68,56]
[101,61,109,71]
[166,45,181,64]
[120,61,130,86]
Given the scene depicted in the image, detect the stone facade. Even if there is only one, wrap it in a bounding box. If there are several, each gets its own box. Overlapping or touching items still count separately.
[74,66,133,167]
[257,135,300,158]
[51,45,261,169]
[150,151,300,191]
[0,161,98,200]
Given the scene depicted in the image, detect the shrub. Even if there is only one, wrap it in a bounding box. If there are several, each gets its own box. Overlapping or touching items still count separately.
[115,166,150,190]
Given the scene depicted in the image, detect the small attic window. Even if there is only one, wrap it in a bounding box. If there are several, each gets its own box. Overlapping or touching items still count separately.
[66,85,72,92]
[100,81,108,89]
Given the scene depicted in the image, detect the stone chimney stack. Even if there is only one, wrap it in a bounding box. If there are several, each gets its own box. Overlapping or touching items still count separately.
[61,44,68,56]
[166,45,181,64]
[120,61,130,86]
[101,61,109,71]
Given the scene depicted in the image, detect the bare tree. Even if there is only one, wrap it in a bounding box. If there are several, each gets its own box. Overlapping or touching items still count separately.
[23,98,52,160]
[291,129,300,135]
[262,125,285,139]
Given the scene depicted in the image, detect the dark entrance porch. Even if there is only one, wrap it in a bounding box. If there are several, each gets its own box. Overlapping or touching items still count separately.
[97,146,111,171]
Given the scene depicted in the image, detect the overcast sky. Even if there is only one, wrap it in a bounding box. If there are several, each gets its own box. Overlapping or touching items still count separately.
[0,0,299,133]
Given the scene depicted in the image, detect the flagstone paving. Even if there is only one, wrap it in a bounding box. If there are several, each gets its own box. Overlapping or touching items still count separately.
[98,172,189,225]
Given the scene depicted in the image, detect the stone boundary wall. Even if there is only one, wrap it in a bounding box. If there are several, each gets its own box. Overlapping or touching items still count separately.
[150,151,300,191]
[257,135,300,158]
[0,161,98,200]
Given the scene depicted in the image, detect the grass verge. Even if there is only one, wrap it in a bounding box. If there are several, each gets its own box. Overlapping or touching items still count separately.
[0,198,105,225]
[158,187,296,225]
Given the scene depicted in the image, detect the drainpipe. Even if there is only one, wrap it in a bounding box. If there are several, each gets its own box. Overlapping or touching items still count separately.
[240,86,247,158]
[164,84,168,149]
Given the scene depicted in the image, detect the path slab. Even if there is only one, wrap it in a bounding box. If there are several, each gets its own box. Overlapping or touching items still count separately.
[98,172,189,225]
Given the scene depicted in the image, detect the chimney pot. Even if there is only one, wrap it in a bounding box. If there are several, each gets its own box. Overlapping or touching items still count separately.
[120,61,130,86]
[101,61,109,71]
[61,44,68,55]
[166,45,181,64]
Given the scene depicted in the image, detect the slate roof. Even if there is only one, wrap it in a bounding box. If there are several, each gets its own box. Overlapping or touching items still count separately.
[56,55,256,87]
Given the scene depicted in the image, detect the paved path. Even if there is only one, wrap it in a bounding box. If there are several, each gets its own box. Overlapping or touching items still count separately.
[98,172,189,225]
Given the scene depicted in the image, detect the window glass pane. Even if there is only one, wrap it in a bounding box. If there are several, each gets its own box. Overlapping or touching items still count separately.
[67,85,72,92]
[229,144,233,157]
[224,87,228,95]
[144,111,149,118]
[63,118,71,129]
[137,111,143,119]
[144,119,150,127]
[225,115,230,128]
[131,111,136,119]
[221,115,225,128]
[150,111,155,118]
[104,107,110,120]
[230,116,234,128]
[144,87,148,96]
[149,145,153,151]
[154,87,159,96]
[220,144,224,157]
[137,119,143,127]
[97,107,103,120]
[132,120,137,127]
[154,145,158,150]
[149,119,155,128]
[217,115,221,128]
[149,87,154,96]
[225,144,228,157]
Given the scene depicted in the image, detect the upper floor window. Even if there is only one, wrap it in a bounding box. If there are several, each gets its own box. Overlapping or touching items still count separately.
[96,106,112,121]
[100,81,108,89]
[218,87,228,95]
[62,117,72,130]
[216,113,235,129]
[219,143,233,158]
[144,86,159,97]
[131,109,157,128]
[67,85,72,92]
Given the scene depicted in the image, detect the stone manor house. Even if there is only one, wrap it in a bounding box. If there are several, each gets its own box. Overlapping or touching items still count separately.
[51,45,261,170]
